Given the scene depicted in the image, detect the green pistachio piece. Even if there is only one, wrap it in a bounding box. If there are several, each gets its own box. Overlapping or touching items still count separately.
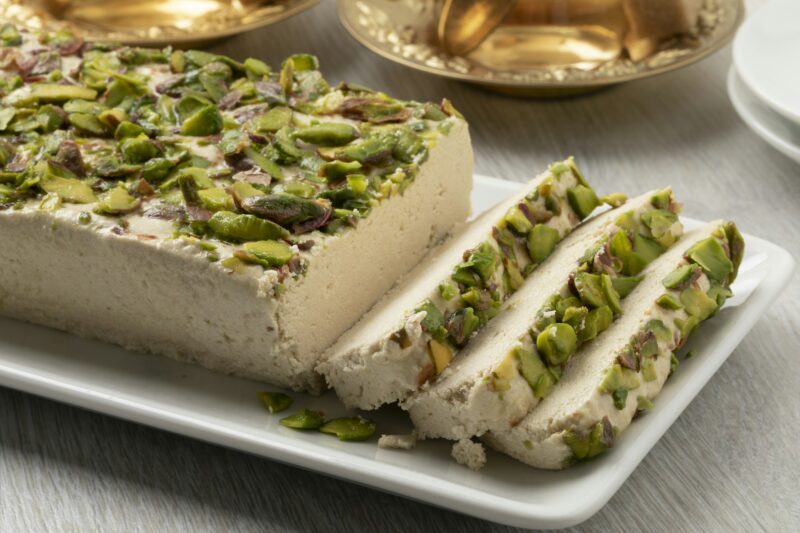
[236,240,294,267]
[416,300,447,342]
[536,323,577,366]
[563,418,614,461]
[208,211,289,241]
[230,181,264,201]
[69,113,110,136]
[707,286,733,307]
[641,209,679,247]
[242,146,284,180]
[675,316,700,342]
[142,158,174,183]
[198,62,233,102]
[642,358,657,382]
[577,305,613,344]
[503,258,526,292]
[319,416,376,442]
[650,188,672,210]
[598,363,639,409]
[562,305,588,331]
[240,193,330,227]
[285,53,319,72]
[0,23,22,46]
[611,276,642,298]
[282,181,315,198]
[7,83,97,107]
[340,97,411,124]
[0,107,15,131]
[181,105,222,136]
[527,223,560,264]
[115,121,147,140]
[455,242,498,283]
[439,281,459,301]
[39,192,61,211]
[504,204,533,234]
[646,319,672,343]
[516,346,556,398]
[445,307,480,346]
[686,237,733,284]
[346,174,369,194]
[279,59,294,95]
[254,106,293,133]
[94,185,141,215]
[334,136,394,166]
[244,57,270,77]
[680,286,718,320]
[566,184,599,220]
[392,127,427,163]
[198,188,235,212]
[293,123,359,147]
[662,264,701,290]
[633,233,665,264]
[574,272,607,309]
[280,409,324,429]
[40,175,96,204]
[599,192,627,207]
[600,273,623,314]
[318,160,362,183]
[120,136,159,164]
[721,222,745,282]
[97,108,128,129]
[259,391,293,414]
[670,353,680,374]
[637,395,654,411]
[656,293,682,310]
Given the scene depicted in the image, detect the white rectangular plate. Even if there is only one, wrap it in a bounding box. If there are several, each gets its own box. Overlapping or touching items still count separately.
[0,176,793,529]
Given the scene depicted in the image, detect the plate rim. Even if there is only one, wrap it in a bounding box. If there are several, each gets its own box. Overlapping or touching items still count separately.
[728,66,800,163]
[336,0,745,90]
[732,0,800,124]
[0,176,793,529]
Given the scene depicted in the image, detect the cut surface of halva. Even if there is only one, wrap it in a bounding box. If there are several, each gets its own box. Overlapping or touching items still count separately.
[483,220,744,469]
[0,27,473,392]
[405,189,685,439]
[318,159,600,409]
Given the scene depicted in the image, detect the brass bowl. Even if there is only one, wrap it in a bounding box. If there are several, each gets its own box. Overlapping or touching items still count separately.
[0,0,319,47]
[337,0,744,97]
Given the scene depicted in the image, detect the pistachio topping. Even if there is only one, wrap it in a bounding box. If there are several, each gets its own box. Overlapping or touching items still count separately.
[0,25,464,283]
[259,391,293,413]
[279,408,325,429]
[385,158,595,386]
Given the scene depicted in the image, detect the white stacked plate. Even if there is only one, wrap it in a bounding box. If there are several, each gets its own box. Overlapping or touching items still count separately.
[730,0,800,163]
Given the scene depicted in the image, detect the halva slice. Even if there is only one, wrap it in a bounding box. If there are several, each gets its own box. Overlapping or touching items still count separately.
[0,27,473,392]
[318,158,600,409]
[405,189,684,439]
[483,221,743,469]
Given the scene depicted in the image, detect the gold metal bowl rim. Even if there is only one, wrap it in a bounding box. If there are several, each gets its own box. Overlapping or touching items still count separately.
[337,0,744,90]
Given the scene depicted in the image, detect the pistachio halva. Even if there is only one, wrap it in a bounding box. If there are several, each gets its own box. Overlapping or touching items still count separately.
[319,158,599,409]
[0,26,473,391]
[405,189,683,439]
[483,221,743,468]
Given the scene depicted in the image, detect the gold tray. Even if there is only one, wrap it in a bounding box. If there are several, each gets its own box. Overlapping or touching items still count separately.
[337,0,743,96]
[0,0,319,47]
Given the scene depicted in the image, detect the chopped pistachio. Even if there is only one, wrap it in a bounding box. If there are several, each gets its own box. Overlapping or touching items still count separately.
[566,184,599,219]
[95,185,141,215]
[279,409,324,429]
[686,237,733,283]
[319,416,376,442]
[180,105,223,136]
[259,391,293,413]
[254,106,292,133]
[563,417,614,461]
[293,122,359,147]
[7,83,97,107]
[599,192,627,207]
[536,323,577,366]
[662,264,701,290]
[527,223,560,264]
[679,286,718,320]
[428,339,453,375]
[240,194,330,228]
[656,293,682,310]
[237,240,294,267]
[636,395,654,411]
[208,211,289,241]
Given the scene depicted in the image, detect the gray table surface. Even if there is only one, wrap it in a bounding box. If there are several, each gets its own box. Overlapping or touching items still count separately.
[2,1,798,531]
